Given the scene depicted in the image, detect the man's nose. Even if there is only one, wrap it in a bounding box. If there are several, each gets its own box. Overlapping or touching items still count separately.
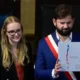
[64,23,68,28]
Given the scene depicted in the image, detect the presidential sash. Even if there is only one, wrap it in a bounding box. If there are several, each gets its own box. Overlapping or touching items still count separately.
[45,34,76,80]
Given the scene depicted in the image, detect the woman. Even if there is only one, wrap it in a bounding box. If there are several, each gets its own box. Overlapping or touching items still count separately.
[0,16,34,80]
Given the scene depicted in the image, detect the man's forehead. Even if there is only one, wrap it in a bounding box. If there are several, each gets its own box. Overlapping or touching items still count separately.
[57,18,73,22]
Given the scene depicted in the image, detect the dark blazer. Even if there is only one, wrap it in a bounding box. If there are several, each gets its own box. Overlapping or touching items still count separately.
[0,42,34,80]
[34,31,80,80]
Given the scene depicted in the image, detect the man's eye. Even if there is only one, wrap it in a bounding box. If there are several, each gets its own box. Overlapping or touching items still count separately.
[67,22,71,24]
[60,22,65,24]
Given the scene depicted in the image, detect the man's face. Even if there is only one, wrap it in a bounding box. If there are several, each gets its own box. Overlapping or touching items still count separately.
[53,15,74,36]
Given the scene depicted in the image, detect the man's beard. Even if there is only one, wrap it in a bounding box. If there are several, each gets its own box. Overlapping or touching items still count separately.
[56,27,72,36]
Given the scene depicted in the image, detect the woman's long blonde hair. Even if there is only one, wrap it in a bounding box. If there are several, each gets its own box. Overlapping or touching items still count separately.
[1,16,29,68]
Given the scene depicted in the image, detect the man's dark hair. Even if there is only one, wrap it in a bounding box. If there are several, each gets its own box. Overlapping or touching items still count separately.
[54,4,74,19]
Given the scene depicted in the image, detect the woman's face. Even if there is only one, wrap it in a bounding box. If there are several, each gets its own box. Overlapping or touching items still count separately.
[6,22,22,45]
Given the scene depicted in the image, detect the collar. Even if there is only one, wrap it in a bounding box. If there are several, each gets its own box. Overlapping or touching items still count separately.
[56,30,72,41]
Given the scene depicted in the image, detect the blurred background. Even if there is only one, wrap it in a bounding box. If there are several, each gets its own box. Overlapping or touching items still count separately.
[0,0,80,63]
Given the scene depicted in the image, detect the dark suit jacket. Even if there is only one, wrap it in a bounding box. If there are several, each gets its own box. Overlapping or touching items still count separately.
[34,31,80,80]
[0,42,34,80]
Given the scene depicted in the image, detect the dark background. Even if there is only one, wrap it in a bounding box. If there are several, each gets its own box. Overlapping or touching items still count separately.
[0,0,20,29]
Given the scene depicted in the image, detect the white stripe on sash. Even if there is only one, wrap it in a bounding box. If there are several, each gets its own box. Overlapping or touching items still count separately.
[47,34,76,80]
[48,34,58,53]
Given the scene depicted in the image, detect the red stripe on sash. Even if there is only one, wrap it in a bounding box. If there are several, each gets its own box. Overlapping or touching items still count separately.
[45,36,58,59]
[45,36,72,80]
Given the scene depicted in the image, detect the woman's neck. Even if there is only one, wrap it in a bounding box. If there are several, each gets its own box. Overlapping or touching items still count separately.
[9,41,18,48]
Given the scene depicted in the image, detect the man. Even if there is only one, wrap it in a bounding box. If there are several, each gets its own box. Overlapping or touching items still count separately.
[34,4,80,80]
